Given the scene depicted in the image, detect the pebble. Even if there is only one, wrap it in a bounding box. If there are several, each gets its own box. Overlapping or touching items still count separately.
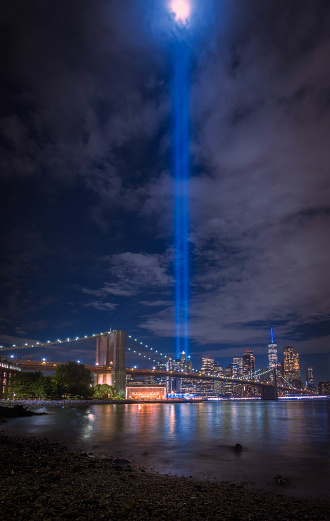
[0,432,329,521]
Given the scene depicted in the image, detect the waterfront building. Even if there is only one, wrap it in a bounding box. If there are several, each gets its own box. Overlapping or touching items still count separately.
[0,357,21,397]
[126,386,167,400]
[243,350,256,378]
[268,328,278,368]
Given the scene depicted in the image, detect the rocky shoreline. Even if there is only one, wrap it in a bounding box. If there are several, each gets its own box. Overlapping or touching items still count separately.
[0,432,329,521]
[0,398,196,407]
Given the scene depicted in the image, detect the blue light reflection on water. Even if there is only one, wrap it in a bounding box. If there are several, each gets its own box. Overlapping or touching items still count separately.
[1,400,329,498]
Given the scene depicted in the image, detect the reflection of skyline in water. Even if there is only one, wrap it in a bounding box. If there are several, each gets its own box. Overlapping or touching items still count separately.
[2,400,329,499]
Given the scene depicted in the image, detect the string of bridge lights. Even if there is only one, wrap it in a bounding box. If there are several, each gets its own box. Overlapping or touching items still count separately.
[0,332,104,351]
[0,331,169,366]
[126,334,168,363]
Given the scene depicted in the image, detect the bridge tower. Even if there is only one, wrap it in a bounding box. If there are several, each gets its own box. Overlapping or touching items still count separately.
[95,330,126,395]
[260,368,278,400]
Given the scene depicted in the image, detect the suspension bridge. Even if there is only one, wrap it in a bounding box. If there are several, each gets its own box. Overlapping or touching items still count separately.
[0,329,313,400]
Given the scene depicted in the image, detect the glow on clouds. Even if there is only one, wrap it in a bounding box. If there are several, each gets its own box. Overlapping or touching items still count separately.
[169,0,191,23]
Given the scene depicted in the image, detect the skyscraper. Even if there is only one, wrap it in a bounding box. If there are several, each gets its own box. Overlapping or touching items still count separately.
[305,367,316,391]
[214,362,225,396]
[180,351,187,372]
[293,353,300,380]
[199,355,215,396]
[233,357,243,376]
[201,355,215,375]
[283,346,295,381]
[268,327,278,368]
[243,350,256,378]
[186,356,193,373]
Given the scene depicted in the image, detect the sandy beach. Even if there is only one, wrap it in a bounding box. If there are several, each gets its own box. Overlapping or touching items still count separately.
[0,431,329,521]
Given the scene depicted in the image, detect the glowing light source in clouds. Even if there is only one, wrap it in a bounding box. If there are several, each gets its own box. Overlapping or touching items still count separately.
[169,0,191,23]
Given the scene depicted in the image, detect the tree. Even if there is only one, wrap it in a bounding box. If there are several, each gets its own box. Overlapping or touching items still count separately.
[92,384,116,399]
[54,361,93,398]
[43,376,66,400]
[114,392,125,400]
[5,371,48,399]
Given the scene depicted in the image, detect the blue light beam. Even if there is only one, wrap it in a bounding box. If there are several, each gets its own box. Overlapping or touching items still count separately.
[174,38,190,358]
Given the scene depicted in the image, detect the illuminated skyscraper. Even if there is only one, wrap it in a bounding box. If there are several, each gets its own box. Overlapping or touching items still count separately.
[180,350,187,372]
[199,355,215,396]
[293,353,300,380]
[214,362,225,396]
[268,328,278,368]
[283,346,295,381]
[233,357,243,376]
[243,350,256,378]
[201,355,215,375]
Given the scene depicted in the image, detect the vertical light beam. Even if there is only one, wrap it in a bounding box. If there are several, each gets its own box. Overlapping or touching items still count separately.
[174,38,190,358]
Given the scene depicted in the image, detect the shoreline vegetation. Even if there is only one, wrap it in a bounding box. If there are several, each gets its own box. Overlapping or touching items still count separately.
[0,432,329,521]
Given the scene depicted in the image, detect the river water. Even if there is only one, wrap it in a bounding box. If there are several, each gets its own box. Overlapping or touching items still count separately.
[1,400,329,499]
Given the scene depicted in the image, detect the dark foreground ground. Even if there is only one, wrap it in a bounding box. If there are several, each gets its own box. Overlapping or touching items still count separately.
[0,433,329,521]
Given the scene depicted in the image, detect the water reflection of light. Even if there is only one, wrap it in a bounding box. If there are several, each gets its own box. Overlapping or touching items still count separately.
[169,404,176,435]
[81,411,96,439]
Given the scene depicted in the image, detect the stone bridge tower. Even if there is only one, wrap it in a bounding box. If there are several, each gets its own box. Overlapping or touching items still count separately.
[95,330,126,394]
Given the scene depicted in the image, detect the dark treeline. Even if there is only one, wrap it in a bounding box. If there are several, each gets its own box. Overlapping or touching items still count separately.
[4,361,124,400]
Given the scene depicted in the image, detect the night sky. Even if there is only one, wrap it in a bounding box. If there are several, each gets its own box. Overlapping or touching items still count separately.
[1,0,330,383]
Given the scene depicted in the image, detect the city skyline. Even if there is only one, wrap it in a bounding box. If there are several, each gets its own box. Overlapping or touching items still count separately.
[1,2,330,383]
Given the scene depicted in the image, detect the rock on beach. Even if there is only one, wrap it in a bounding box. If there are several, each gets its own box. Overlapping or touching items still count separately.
[0,432,329,521]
